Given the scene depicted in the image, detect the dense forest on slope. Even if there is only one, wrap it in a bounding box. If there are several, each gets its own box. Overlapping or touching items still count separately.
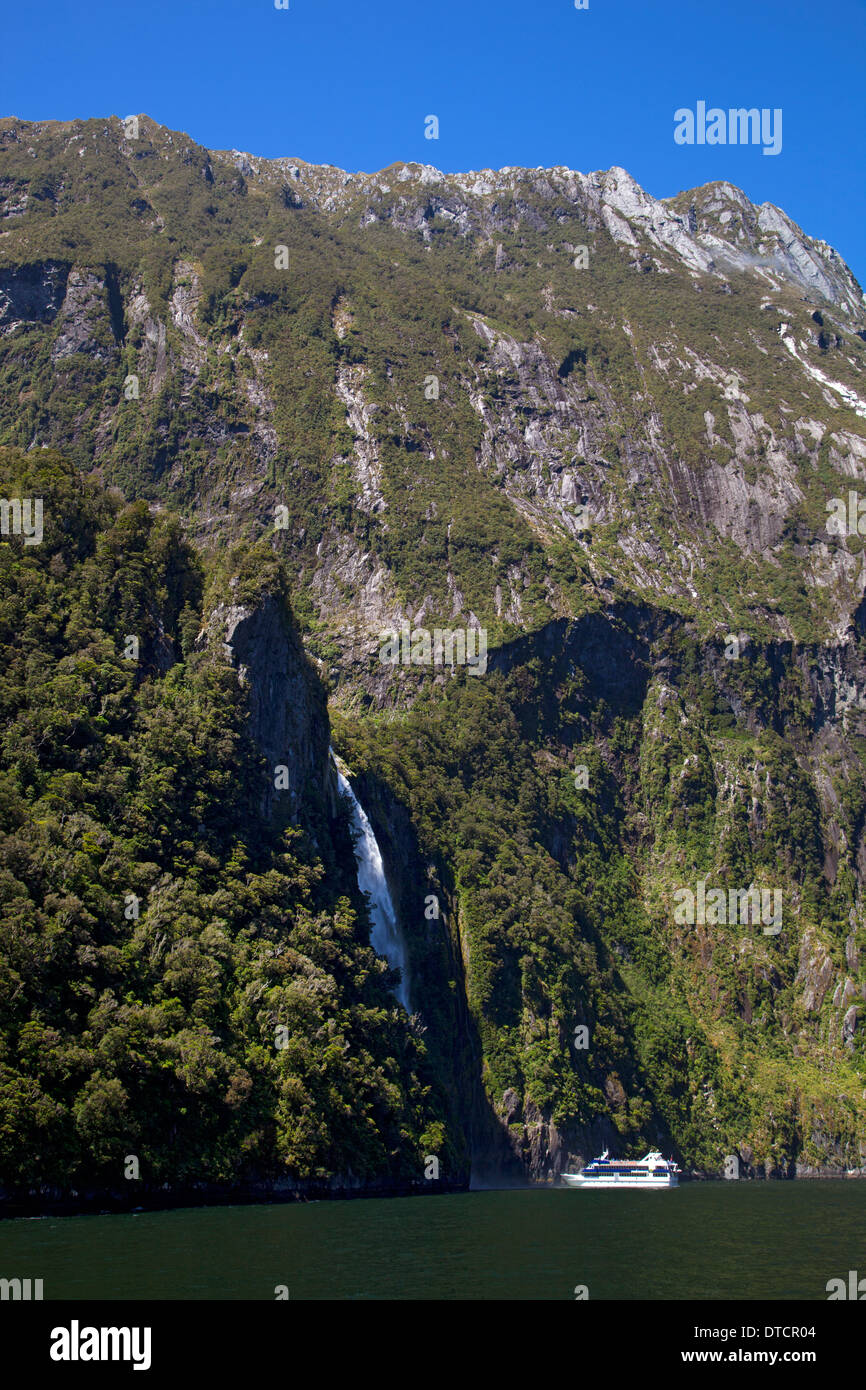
[0,448,452,1198]
[334,609,866,1178]
[7,446,864,1194]
[2,116,866,1197]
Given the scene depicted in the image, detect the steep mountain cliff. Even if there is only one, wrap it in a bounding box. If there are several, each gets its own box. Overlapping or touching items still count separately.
[2,115,866,657]
[1,114,866,1196]
[0,451,459,1206]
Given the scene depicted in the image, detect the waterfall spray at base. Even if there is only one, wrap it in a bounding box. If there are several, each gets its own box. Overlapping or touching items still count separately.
[332,753,411,1011]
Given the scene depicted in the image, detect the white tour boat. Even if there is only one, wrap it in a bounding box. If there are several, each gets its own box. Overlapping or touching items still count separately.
[562,1149,680,1189]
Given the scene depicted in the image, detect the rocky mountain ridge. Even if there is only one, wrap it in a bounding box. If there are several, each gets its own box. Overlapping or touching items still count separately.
[2,115,866,676]
[217,146,865,315]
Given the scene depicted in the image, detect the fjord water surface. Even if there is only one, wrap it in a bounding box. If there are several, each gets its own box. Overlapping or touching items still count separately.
[1,1183,863,1300]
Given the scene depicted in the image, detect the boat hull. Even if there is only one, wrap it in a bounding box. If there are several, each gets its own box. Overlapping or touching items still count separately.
[561,1173,678,1189]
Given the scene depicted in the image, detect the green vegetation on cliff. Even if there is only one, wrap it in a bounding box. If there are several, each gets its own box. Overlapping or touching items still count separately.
[0,449,449,1195]
[2,115,866,1190]
[334,611,866,1177]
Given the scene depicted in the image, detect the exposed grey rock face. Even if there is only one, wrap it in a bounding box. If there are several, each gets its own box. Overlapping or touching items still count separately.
[842,1004,859,1049]
[169,262,206,355]
[202,593,330,823]
[334,363,386,514]
[218,148,864,313]
[50,267,117,363]
[0,174,28,220]
[126,285,168,396]
[0,259,68,333]
[797,928,836,1012]
[459,306,836,618]
[2,118,864,654]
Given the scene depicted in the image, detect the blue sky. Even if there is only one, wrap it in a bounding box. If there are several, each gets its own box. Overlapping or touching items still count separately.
[4,0,865,281]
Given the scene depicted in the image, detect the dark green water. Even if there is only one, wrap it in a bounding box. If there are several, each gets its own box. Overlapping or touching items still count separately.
[1,1183,864,1300]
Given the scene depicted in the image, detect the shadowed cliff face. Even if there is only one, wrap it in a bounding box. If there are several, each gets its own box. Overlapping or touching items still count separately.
[201,592,330,824]
[0,258,69,326]
[348,766,518,1187]
[334,599,866,1181]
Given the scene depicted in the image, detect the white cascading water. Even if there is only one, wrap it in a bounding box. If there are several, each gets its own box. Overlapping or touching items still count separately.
[333,756,411,1010]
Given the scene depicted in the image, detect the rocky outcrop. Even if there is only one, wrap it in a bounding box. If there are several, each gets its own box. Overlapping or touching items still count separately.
[200,591,330,823]
[50,266,119,363]
[216,153,865,314]
[797,929,836,1012]
[334,363,387,515]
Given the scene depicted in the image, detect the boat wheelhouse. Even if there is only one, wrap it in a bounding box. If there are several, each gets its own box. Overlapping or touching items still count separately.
[561,1149,680,1189]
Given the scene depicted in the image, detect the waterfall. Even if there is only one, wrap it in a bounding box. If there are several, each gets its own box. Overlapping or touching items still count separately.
[332,754,411,1010]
